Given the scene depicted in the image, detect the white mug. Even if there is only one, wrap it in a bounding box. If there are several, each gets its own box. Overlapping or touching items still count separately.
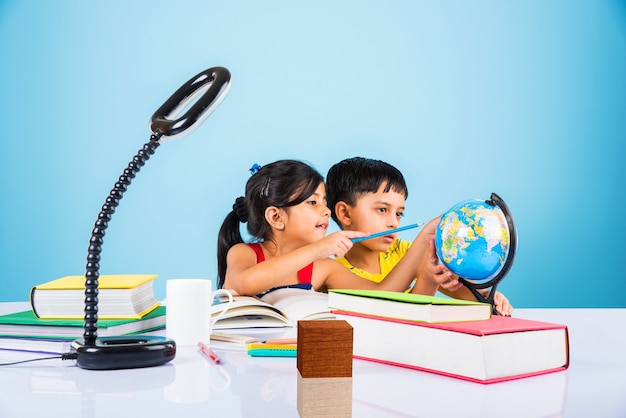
[165,279,233,346]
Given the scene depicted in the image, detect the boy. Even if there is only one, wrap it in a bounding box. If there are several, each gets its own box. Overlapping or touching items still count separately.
[325,157,512,315]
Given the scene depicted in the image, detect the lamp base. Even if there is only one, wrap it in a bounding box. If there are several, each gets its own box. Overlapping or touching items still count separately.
[71,336,176,370]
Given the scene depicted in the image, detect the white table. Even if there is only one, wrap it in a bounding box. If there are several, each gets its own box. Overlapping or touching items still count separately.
[1,303,625,418]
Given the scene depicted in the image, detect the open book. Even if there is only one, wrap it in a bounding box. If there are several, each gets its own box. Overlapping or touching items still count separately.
[211,288,333,329]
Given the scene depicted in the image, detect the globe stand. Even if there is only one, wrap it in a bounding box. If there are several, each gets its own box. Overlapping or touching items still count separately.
[457,193,517,315]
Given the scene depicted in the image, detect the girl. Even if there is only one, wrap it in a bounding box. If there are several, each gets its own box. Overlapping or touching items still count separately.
[217,160,457,296]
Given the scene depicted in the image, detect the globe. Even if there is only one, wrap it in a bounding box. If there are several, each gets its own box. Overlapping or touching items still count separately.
[435,195,516,282]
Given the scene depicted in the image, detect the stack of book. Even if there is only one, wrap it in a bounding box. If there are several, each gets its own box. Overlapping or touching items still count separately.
[327,289,570,384]
[0,274,165,355]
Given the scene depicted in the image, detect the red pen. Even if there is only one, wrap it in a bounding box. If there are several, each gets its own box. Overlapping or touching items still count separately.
[198,342,222,364]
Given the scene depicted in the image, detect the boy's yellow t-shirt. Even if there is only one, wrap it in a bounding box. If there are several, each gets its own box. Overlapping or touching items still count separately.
[335,238,412,283]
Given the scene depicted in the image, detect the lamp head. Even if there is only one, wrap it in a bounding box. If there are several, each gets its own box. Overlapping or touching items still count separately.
[150,66,231,140]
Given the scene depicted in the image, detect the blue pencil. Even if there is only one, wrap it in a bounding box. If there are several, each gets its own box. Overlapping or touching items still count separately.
[351,223,423,243]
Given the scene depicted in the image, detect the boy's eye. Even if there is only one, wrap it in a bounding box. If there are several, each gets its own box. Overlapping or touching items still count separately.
[396,212,404,218]
[377,208,387,213]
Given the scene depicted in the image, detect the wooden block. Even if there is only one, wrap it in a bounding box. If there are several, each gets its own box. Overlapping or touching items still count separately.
[297,320,353,378]
[297,373,352,418]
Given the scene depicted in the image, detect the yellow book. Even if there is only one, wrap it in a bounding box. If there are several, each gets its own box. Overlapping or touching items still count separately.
[247,343,297,350]
[30,274,160,319]
[34,274,157,290]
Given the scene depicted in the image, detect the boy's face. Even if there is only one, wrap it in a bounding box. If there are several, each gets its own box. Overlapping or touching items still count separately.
[339,183,406,252]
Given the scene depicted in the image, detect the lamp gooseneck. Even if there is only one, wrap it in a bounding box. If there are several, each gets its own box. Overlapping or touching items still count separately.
[83,133,163,345]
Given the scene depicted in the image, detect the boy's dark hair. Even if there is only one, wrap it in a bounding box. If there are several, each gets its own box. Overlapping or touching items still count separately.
[217,160,324,288]
[326,157,408,226]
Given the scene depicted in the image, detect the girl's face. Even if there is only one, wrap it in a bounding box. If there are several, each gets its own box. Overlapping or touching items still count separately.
[347,183,406,252]
[282,182,331,244]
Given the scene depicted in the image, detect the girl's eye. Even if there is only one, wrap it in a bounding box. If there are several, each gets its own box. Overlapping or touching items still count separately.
[307,200,317,206]
[396,212,404,218]
[377,208,387,213]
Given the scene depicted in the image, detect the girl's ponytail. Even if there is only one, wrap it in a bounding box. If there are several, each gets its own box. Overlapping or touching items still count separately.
[217,197,247,288]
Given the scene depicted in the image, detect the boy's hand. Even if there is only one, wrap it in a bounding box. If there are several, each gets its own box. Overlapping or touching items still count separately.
[412,239,462,295]
[482,290,513,316]
[416,216,440,244]
[425,240,463,291]
[413,216,464,290]
[439,272,464,292]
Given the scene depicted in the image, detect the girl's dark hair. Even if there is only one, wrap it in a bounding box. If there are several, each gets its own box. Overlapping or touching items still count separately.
[326,157,408,225]
[217,160,324,288]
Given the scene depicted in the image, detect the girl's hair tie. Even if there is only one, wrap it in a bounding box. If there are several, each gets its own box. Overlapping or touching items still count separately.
[232,196,248,223]
[249,163,262,175]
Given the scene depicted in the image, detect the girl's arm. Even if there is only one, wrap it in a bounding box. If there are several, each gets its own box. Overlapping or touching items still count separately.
[315,243,443,292]
[224,231,366,295]
[223,244,283,295]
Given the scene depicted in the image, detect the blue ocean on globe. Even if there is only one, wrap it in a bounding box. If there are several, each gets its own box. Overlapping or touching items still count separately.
[435,199,511,281]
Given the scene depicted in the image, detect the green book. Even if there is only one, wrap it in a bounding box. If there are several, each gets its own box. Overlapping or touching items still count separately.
[0,305,166,340]
[328,289,491,323]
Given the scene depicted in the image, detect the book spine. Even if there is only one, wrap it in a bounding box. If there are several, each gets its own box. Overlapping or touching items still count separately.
[29,287,40,318]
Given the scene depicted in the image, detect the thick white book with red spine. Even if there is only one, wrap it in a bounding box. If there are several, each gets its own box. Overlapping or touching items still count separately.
[333,310,569,384]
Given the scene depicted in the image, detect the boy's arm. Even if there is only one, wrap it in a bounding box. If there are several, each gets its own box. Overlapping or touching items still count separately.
[440,285,513,316]
[437,285,478,302]
[315,258,410,292]
[406,239,455,296]
[405,216,464,296]
[319,231,441,292]
[340,217,460,295]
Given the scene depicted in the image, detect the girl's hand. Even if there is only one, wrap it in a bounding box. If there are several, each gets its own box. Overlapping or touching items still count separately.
[312,231,367,259]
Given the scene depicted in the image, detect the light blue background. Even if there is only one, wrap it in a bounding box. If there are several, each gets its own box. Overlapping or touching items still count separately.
[1,1,625,307]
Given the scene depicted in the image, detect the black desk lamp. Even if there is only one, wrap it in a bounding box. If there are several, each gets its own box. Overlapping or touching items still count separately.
[70,67,231,370]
